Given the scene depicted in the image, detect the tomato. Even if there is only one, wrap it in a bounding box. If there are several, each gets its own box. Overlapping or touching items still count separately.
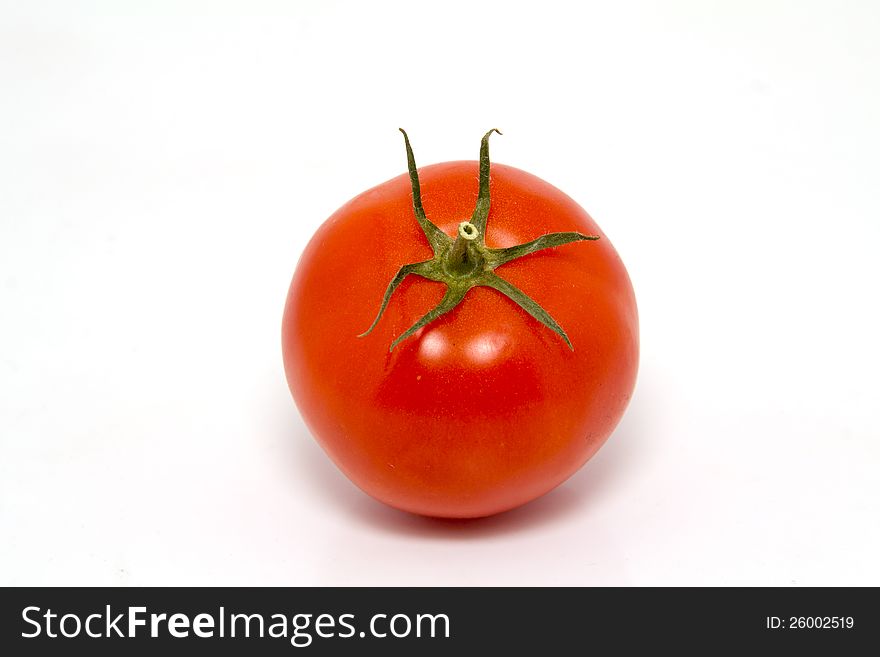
[282,131,638,518]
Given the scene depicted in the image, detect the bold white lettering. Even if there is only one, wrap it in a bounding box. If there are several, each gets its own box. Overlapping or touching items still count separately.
[128,606,146,637]
[193,613,214,638]
[167,613,190,638]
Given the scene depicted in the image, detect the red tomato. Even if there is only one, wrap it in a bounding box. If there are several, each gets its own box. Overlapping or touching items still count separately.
[282,132,638,518]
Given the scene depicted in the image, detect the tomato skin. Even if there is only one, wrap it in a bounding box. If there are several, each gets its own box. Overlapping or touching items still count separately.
[282,161,638,518]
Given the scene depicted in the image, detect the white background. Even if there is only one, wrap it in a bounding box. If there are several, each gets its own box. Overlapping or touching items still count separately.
[2,0,878,586]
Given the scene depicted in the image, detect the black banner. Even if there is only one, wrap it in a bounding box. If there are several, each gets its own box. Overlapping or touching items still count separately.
[0,587,874,654]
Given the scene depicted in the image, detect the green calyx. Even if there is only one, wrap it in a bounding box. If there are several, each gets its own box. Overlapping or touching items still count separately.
[358,129,600,351]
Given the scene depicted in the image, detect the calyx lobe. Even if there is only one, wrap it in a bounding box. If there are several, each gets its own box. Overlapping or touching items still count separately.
[358,129,599,351]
